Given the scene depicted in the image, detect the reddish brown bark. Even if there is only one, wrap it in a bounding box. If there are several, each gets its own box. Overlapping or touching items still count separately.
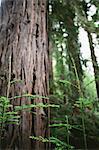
[0,0,49,149]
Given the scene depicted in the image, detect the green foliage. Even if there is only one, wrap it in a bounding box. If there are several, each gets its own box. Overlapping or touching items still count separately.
[75,97,93,110]
[9,93,49,100]
[0,96,20,137]
[30,136,74,150]
[84,74,97,99]
[49,137,74,150]
[15,103,59,111]
[30,136,49,143]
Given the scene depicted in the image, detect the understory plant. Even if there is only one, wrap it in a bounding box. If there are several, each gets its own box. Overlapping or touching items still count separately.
[0,96,20,138]
[30,115,74,150]
[30,136,74,150]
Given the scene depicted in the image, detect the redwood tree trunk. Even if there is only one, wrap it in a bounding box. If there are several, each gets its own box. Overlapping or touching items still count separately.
[0,0,49,149]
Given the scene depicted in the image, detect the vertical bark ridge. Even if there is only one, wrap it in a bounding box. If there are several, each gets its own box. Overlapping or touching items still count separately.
[0,0,49,149]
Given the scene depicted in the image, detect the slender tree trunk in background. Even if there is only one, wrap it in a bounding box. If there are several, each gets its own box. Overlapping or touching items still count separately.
[49,42,54,95]
[48,7,54,96]
[0,0,49,149]
[55,44,67,102]
[65,3,83,102]
[87,32,99,98]
[82,0,99,99]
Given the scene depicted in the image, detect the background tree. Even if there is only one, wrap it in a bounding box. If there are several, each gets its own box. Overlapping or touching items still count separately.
[48,0,99,149]
[65,1,83,102]
[74,0,99,98]
[49,0,83,103]
[83,0,99,98]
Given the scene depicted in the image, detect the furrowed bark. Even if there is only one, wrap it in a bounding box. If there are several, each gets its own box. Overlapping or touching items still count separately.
[0,0,49,149]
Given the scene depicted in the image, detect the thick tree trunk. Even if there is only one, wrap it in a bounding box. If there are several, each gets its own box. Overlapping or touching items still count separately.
[0,0,49,149]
